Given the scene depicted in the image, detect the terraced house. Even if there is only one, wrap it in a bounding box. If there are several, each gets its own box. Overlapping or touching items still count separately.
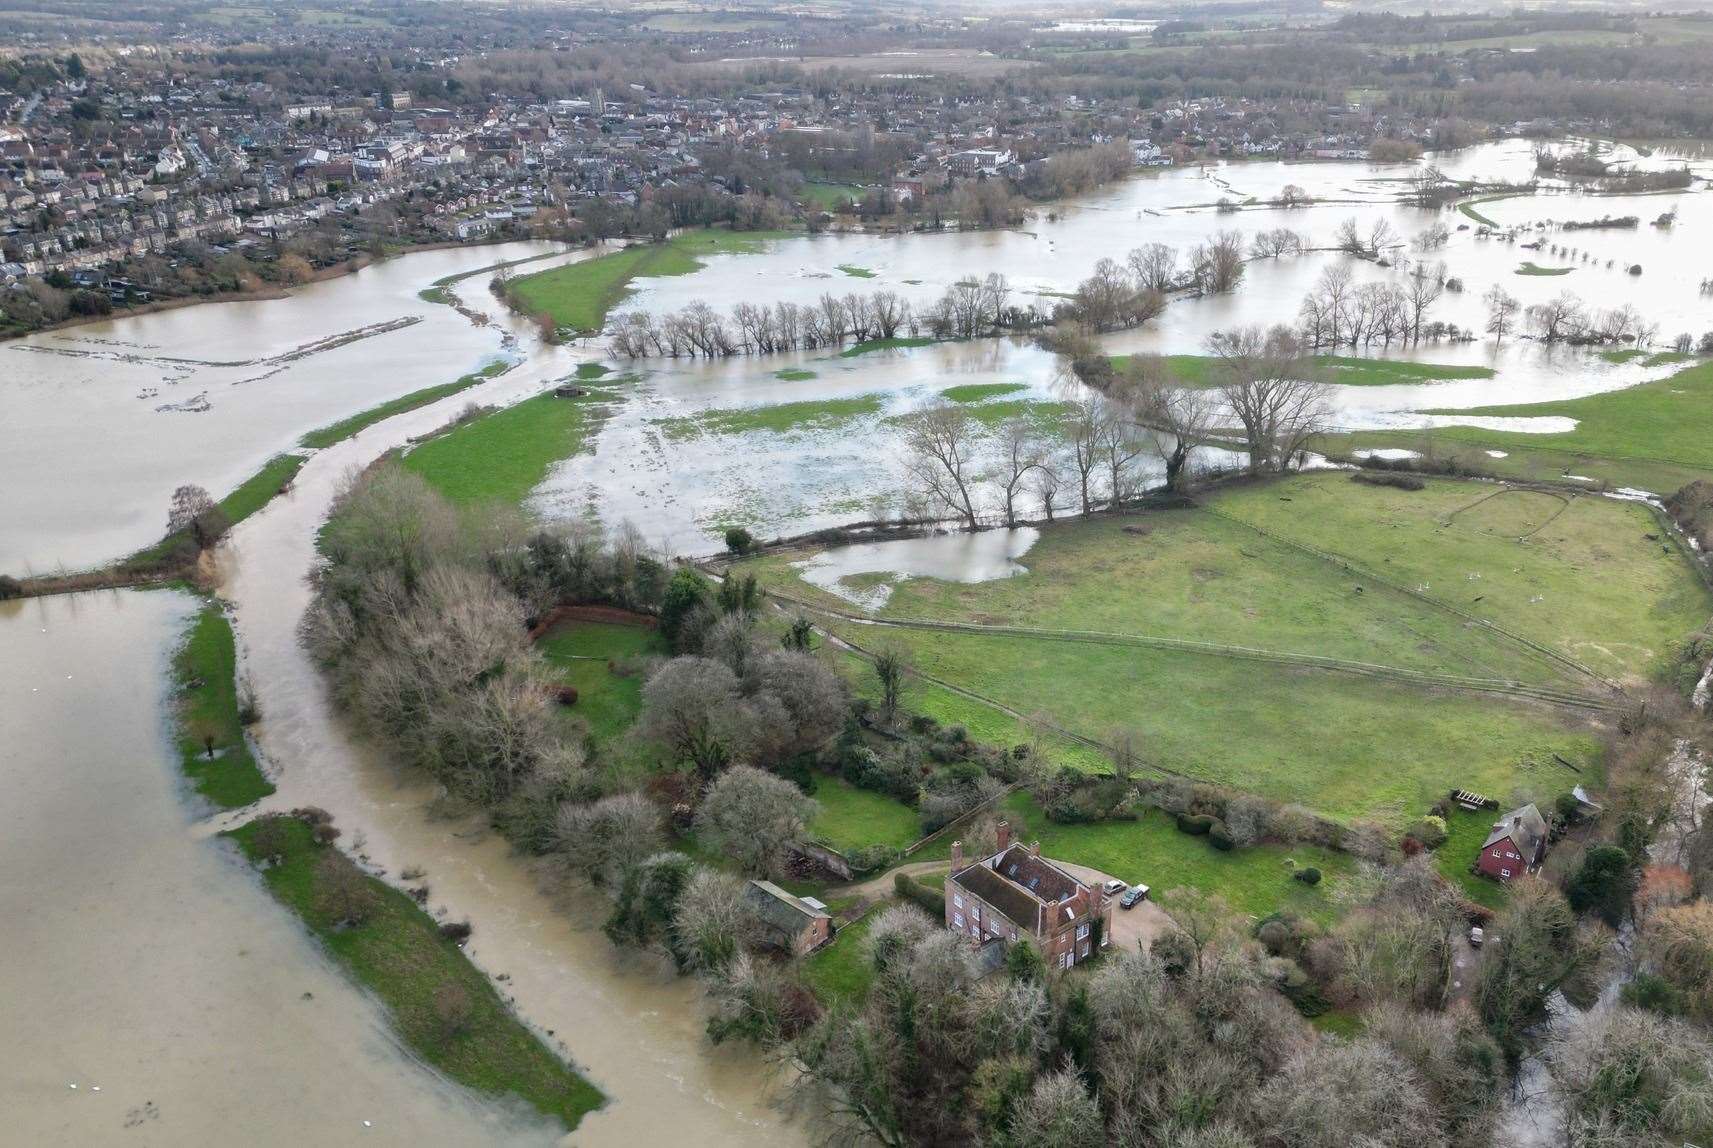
[946,823,1112,970]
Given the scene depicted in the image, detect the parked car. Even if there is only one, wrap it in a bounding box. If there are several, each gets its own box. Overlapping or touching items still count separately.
[1102,878,1127,896]
[1469,926,1485,948]
[1119,884,1150,909]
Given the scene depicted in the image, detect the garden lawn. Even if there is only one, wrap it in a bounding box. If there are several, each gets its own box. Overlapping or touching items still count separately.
[172,602,274,808]
[1208,472,1712,683]
[808,774,923,852]
[228,817,601,1129]
[1399,358,1713,488]
[505,229,792,333]
[1434,806,1510,910]
[535,620,665,743]
[847,626,1600,828]
[300,360,509,448]
[804,910,879,1004]
[973,793,1356,925]
[402,390,607,506]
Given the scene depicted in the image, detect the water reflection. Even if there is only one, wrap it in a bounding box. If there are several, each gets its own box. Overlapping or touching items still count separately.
[794,527,1039,609]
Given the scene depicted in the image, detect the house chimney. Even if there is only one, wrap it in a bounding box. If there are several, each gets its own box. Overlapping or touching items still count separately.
[1513,816,1521,828]
[996,820,1011,852]
[1029,840,1041,857]
[951,840,964,870]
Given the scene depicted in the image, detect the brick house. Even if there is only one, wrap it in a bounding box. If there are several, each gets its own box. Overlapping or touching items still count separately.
[945,822,1112,971]
[744,879,833,956]
[1476,803,1549,881]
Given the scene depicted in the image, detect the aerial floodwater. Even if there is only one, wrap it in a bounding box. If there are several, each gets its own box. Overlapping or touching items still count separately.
[0,592,561,1146]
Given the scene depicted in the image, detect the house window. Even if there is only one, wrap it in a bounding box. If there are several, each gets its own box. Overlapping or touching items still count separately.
[1061,952,1073,970]
[952,913,965,928]
[952,894,963,909]
[971,905,980,920]
[1076,923,1090,941]
[1500,869,1512,879]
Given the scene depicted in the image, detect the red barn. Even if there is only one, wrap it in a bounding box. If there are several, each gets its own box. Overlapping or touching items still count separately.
[1476,803,1549,881]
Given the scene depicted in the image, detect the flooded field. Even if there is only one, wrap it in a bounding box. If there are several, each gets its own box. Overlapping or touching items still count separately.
[0,239,586,573]
[0,592,560,1146]
[794,526,1040,609]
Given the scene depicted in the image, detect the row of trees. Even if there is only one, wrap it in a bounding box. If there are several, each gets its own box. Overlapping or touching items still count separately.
[608,274,1036,359]
[1297,261,1453,349]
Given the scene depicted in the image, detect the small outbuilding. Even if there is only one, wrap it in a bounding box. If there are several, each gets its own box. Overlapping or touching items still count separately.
[744,879,833,956]
[1476,803,1549,881]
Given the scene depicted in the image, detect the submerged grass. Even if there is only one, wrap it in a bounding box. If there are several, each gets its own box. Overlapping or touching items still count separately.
[1516,261,1573,277]
[227,816,602,1129]
[1112,353,1495,388]
[774,367,818,381]
[172,602,274,808]
[653,394,884,440]
[941,382,1028,403]
[839,336,935,357]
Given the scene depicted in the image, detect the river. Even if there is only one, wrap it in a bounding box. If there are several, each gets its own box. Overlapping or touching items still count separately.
[0,591,561,1146]
[3,138,1710,1141]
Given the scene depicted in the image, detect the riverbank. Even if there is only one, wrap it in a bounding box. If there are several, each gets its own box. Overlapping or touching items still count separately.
[172,600,274,809]
[228,813,605,1130]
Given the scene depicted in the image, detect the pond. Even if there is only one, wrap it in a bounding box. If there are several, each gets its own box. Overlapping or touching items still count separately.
[793,527,1040,609]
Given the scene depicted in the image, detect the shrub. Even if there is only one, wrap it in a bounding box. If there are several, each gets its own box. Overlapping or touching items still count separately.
[1410,815,1448,849]
[724,526,754,555]
[1151,930,1196,975]
[1352,471,1425,491]
[1207,819,1235,851]
[439,919,474,944]
[894,871,945,917]
[846,844,902,875]
[1294,866,1322,885]
[1621,971,1688,1017]
[1176,813,1215,836]
[0,574,21,600]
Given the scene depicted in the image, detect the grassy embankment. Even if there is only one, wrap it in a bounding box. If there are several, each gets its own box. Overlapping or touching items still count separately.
[1317,357,1713,492]
[836,264,877,278]
[299,360,512,449]
[121,452,307,573]
[227,816,603,1129]
[746,472,1713,825]
[536,619,667,743]
[172,602,274,808]
[505,229,793,335]
[1112,353,1496,388]
[942,382,1029,403]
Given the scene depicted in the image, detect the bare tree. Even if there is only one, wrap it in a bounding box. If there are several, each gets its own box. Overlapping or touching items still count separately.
[1127,242,1179,292]
[694,764,818,877]
[1403,261,1446,343]
[1527,290,1588,343]
[1191,229,1245,294]
[554,792,663,887]
[1483,285,1521,343]
[638,656,743,778]
[167,483,230,550]
[1117,357,1215,493]
[873,645,909,723]
[1207,325,1333,473]
[992,417,1044,527]
[1064,398,1104,516]
[901,403,982,529]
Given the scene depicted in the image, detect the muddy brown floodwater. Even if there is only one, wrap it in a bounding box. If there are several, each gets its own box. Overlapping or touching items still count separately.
[207,306,805,1146]
[0,591,562,1146]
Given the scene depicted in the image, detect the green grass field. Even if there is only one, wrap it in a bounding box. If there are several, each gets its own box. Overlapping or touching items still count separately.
[800,183,867,210]
[1392,359,1713,490]
[228,816,602,1129]
[1206,473,1710,684]
[172,602,274,808]
[536,620,666,743]
[401,389,607,506]
[807,774,923,852]
[300,361,510,449]
[738,470,1713,825]
[505,230,791,334]
[652,394,884,440]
